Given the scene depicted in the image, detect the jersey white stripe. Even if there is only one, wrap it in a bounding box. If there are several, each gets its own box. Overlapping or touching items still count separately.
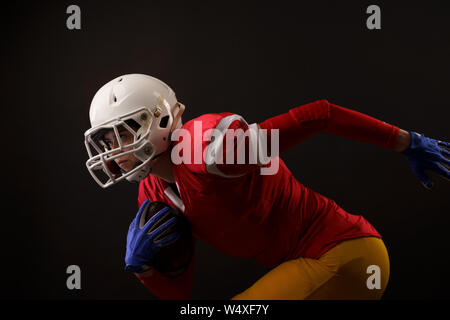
[164,186,185,212]
[205,114,248,178]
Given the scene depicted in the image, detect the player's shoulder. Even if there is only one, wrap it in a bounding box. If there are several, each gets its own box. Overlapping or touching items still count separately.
[170,113,236,176]
[138,174,166,205]
[170,112,257,178]
[181,112,235,133]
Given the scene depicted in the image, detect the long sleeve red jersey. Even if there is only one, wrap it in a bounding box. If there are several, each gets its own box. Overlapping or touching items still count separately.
[135,100,400,299]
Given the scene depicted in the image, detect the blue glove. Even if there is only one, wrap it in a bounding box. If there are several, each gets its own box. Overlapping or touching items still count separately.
[125,199,181,273]
[402,131,450,189]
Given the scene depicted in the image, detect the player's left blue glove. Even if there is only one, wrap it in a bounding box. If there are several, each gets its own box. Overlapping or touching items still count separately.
[402,131,450,189]
[124,199,180,273]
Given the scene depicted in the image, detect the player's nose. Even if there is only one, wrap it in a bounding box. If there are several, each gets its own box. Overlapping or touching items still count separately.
[110,141,123,156]
[111,149,124,157]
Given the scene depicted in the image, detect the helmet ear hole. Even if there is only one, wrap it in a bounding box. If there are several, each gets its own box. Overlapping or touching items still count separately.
[124,119,141,133]
[159,116,170,128]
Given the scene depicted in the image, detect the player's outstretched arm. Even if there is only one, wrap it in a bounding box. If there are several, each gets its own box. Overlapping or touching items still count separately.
[258,100,449,188]
[259,100,401,152]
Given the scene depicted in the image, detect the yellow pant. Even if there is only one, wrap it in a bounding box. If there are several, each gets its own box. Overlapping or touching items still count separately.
[232,237,390,300]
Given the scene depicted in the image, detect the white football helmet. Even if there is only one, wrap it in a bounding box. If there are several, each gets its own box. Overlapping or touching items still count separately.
[84,74,185,188]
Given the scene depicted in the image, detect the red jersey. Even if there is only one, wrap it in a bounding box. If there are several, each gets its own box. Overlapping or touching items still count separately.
[136,100,399,299]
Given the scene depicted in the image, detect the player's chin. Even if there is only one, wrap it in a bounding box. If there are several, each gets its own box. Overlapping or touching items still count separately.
[122,164,136,173]
[116,155,141,172]
[116,160,132,172]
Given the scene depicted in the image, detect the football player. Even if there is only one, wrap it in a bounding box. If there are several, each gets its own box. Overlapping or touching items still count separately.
[84,74,449,299]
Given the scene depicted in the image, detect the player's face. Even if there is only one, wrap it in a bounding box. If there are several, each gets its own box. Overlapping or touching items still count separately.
[103,127,140,172]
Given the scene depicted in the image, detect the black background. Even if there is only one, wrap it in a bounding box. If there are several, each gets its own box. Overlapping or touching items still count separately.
[2,0,449,300]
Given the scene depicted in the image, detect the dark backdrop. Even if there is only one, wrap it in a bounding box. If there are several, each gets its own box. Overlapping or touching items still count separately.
[2,0,449,300]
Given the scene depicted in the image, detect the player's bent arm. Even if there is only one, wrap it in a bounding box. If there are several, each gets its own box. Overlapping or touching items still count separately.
[208,101,402,177]
[208,100,449,185]
[258,100,449,188]
[134,250,196,300]
[258,100,402,153]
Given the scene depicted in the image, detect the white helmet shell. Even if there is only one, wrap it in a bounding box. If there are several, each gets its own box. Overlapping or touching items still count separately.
[89,74,178,127]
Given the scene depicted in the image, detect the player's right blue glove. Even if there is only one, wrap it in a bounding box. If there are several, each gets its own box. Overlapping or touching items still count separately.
[124,199,181,274]
[402,131,450,189]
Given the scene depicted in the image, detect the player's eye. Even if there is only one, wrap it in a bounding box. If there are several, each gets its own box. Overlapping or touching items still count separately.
[103,140,113,150]
[119,132,134,144]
